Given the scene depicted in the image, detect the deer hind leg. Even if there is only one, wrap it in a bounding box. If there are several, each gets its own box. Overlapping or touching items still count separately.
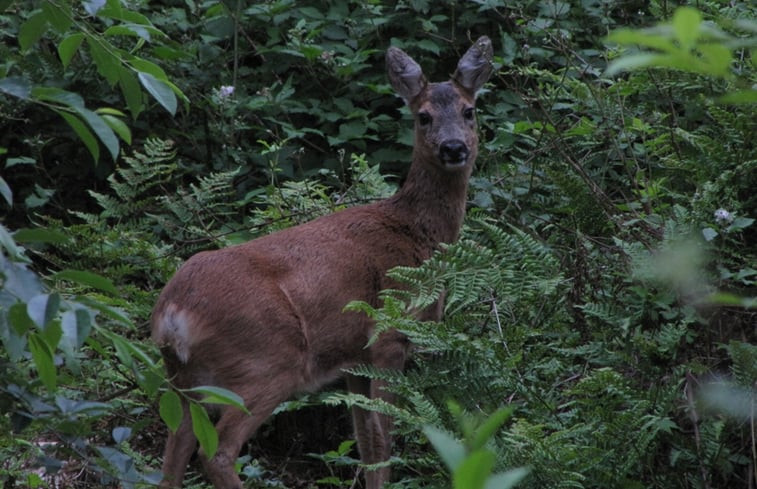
[159,397,196,488]
[200,380,295,489]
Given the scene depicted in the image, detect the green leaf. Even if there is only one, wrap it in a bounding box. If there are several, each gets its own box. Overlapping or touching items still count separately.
[118,67,144,118]
[718,89,757,104]
[484,467,531,489]
[53,269,119,294]
[99,113,132,144]
[0,76,32,99]
[453,449,495,489]
[27,293,60,329]
[29,334,57,390]
[159,391,184,433]
[138,71,177,115]
[9,302,34,336]
[19,11,48,51]
[56,110,100,162]
[423,426,465,471]
[70,107,120,160]
[13,227,70,245]
[58,33,85,68]
[42,1,71,33]
[190,402,219,459]
[186,385,250,414]
[701,227,718,242]
[87,37,121,86]
[0,176,11,206]
[605,53,663,77]
[470,407,513,450]
[112,426,132,443]
[672,7,701,50]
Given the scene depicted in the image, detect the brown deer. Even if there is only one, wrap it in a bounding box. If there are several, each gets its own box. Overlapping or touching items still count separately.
[152,36,493,489]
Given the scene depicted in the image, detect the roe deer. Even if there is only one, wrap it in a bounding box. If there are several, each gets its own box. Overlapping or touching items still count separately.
[152,36,493,489]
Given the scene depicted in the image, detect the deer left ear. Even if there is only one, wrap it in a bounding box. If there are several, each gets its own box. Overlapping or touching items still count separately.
[452,36,494,97]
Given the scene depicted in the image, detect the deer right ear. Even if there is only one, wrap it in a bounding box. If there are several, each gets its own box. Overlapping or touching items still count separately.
[386,46,427,104]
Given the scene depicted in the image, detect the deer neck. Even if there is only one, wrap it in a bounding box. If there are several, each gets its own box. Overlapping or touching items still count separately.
[387,154,473,245]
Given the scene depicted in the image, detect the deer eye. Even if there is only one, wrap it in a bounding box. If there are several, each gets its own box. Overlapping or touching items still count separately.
[418,112,432,126]
[463,107,475,120]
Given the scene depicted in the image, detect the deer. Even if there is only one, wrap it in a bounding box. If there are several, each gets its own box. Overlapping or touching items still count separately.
[151,36,493,489]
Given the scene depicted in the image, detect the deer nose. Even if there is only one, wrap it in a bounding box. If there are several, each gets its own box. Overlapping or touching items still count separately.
[439,140,469,166]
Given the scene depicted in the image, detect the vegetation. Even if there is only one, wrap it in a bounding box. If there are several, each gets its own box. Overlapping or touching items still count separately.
[1,0,755,488]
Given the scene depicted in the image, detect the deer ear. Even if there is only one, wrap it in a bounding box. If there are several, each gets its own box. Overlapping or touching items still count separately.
[452,36,494,97]
[387,46,428,104]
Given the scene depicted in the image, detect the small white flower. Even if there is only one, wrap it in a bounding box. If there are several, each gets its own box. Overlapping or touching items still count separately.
[714,208,733,224]
[218,85,235,98]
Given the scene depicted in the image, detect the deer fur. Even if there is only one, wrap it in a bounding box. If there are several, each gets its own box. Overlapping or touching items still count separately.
[152,36,493,489]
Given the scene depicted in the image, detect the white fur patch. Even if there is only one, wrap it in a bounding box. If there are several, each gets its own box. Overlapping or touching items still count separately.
[153,303,193,363]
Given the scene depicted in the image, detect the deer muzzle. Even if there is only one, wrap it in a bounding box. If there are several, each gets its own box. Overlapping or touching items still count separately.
[439,139,469,167]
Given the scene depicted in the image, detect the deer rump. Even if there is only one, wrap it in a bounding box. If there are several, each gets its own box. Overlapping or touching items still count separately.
[152,36,493,489]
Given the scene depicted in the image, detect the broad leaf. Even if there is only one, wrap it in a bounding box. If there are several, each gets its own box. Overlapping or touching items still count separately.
[29,334,56,390]
[190,402,218,459]
[484,468,531,489]
[18,11,48,51]
[54,269,119,294]
[423,426,465,471]
[56,110,100,162]
[58,33,85,68]
[138,71,177,115]
[0,76,32,99]
[187,385,250,414]
[159,390,184,433]
[452,449,495,489]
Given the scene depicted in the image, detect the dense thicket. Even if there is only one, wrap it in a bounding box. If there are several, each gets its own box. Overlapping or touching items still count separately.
[1,1,755,488]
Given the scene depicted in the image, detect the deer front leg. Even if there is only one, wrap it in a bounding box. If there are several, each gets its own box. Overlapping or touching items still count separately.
[347,331,409,489]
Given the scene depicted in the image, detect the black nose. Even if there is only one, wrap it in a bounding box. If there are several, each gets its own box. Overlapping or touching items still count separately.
[439,140,469,166]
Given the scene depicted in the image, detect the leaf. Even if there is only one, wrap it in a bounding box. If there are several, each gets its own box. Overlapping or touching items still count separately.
[5,156,36,167]
[190,402,218,459]
[99,113,132,144]
[423,425,465,471]
[19,11,48,51]
[672,7,701,50]
[55,110,100,162]
[138,72,177,115]
[70,107,120,160]
[186,385,250,414]
[87,37,121,86]
[58,33,85,68]
[470,406,513,450]
[13,228,70,245]
[605,53,664,77]
[0,176,11,206]
[453,449,495,489]
[83,0,106,16]
[718,89,757,105]
[27,293,61,329]
[0,76,32,99]
[29,334,57,390]
[484,467,531,489]
[701,227,718,242]
[42,1,71,33]
[54,269,119,294]
[112,426,132,443]
[118,67,144,118]
[159,390,184,434]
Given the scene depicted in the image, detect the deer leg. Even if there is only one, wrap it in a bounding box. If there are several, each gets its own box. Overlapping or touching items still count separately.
[348,333,409,489]
[159,398,196,488]
[199,386,288,489]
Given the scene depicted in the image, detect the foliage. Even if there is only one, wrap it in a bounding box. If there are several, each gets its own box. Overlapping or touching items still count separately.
[1,0,756,488]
